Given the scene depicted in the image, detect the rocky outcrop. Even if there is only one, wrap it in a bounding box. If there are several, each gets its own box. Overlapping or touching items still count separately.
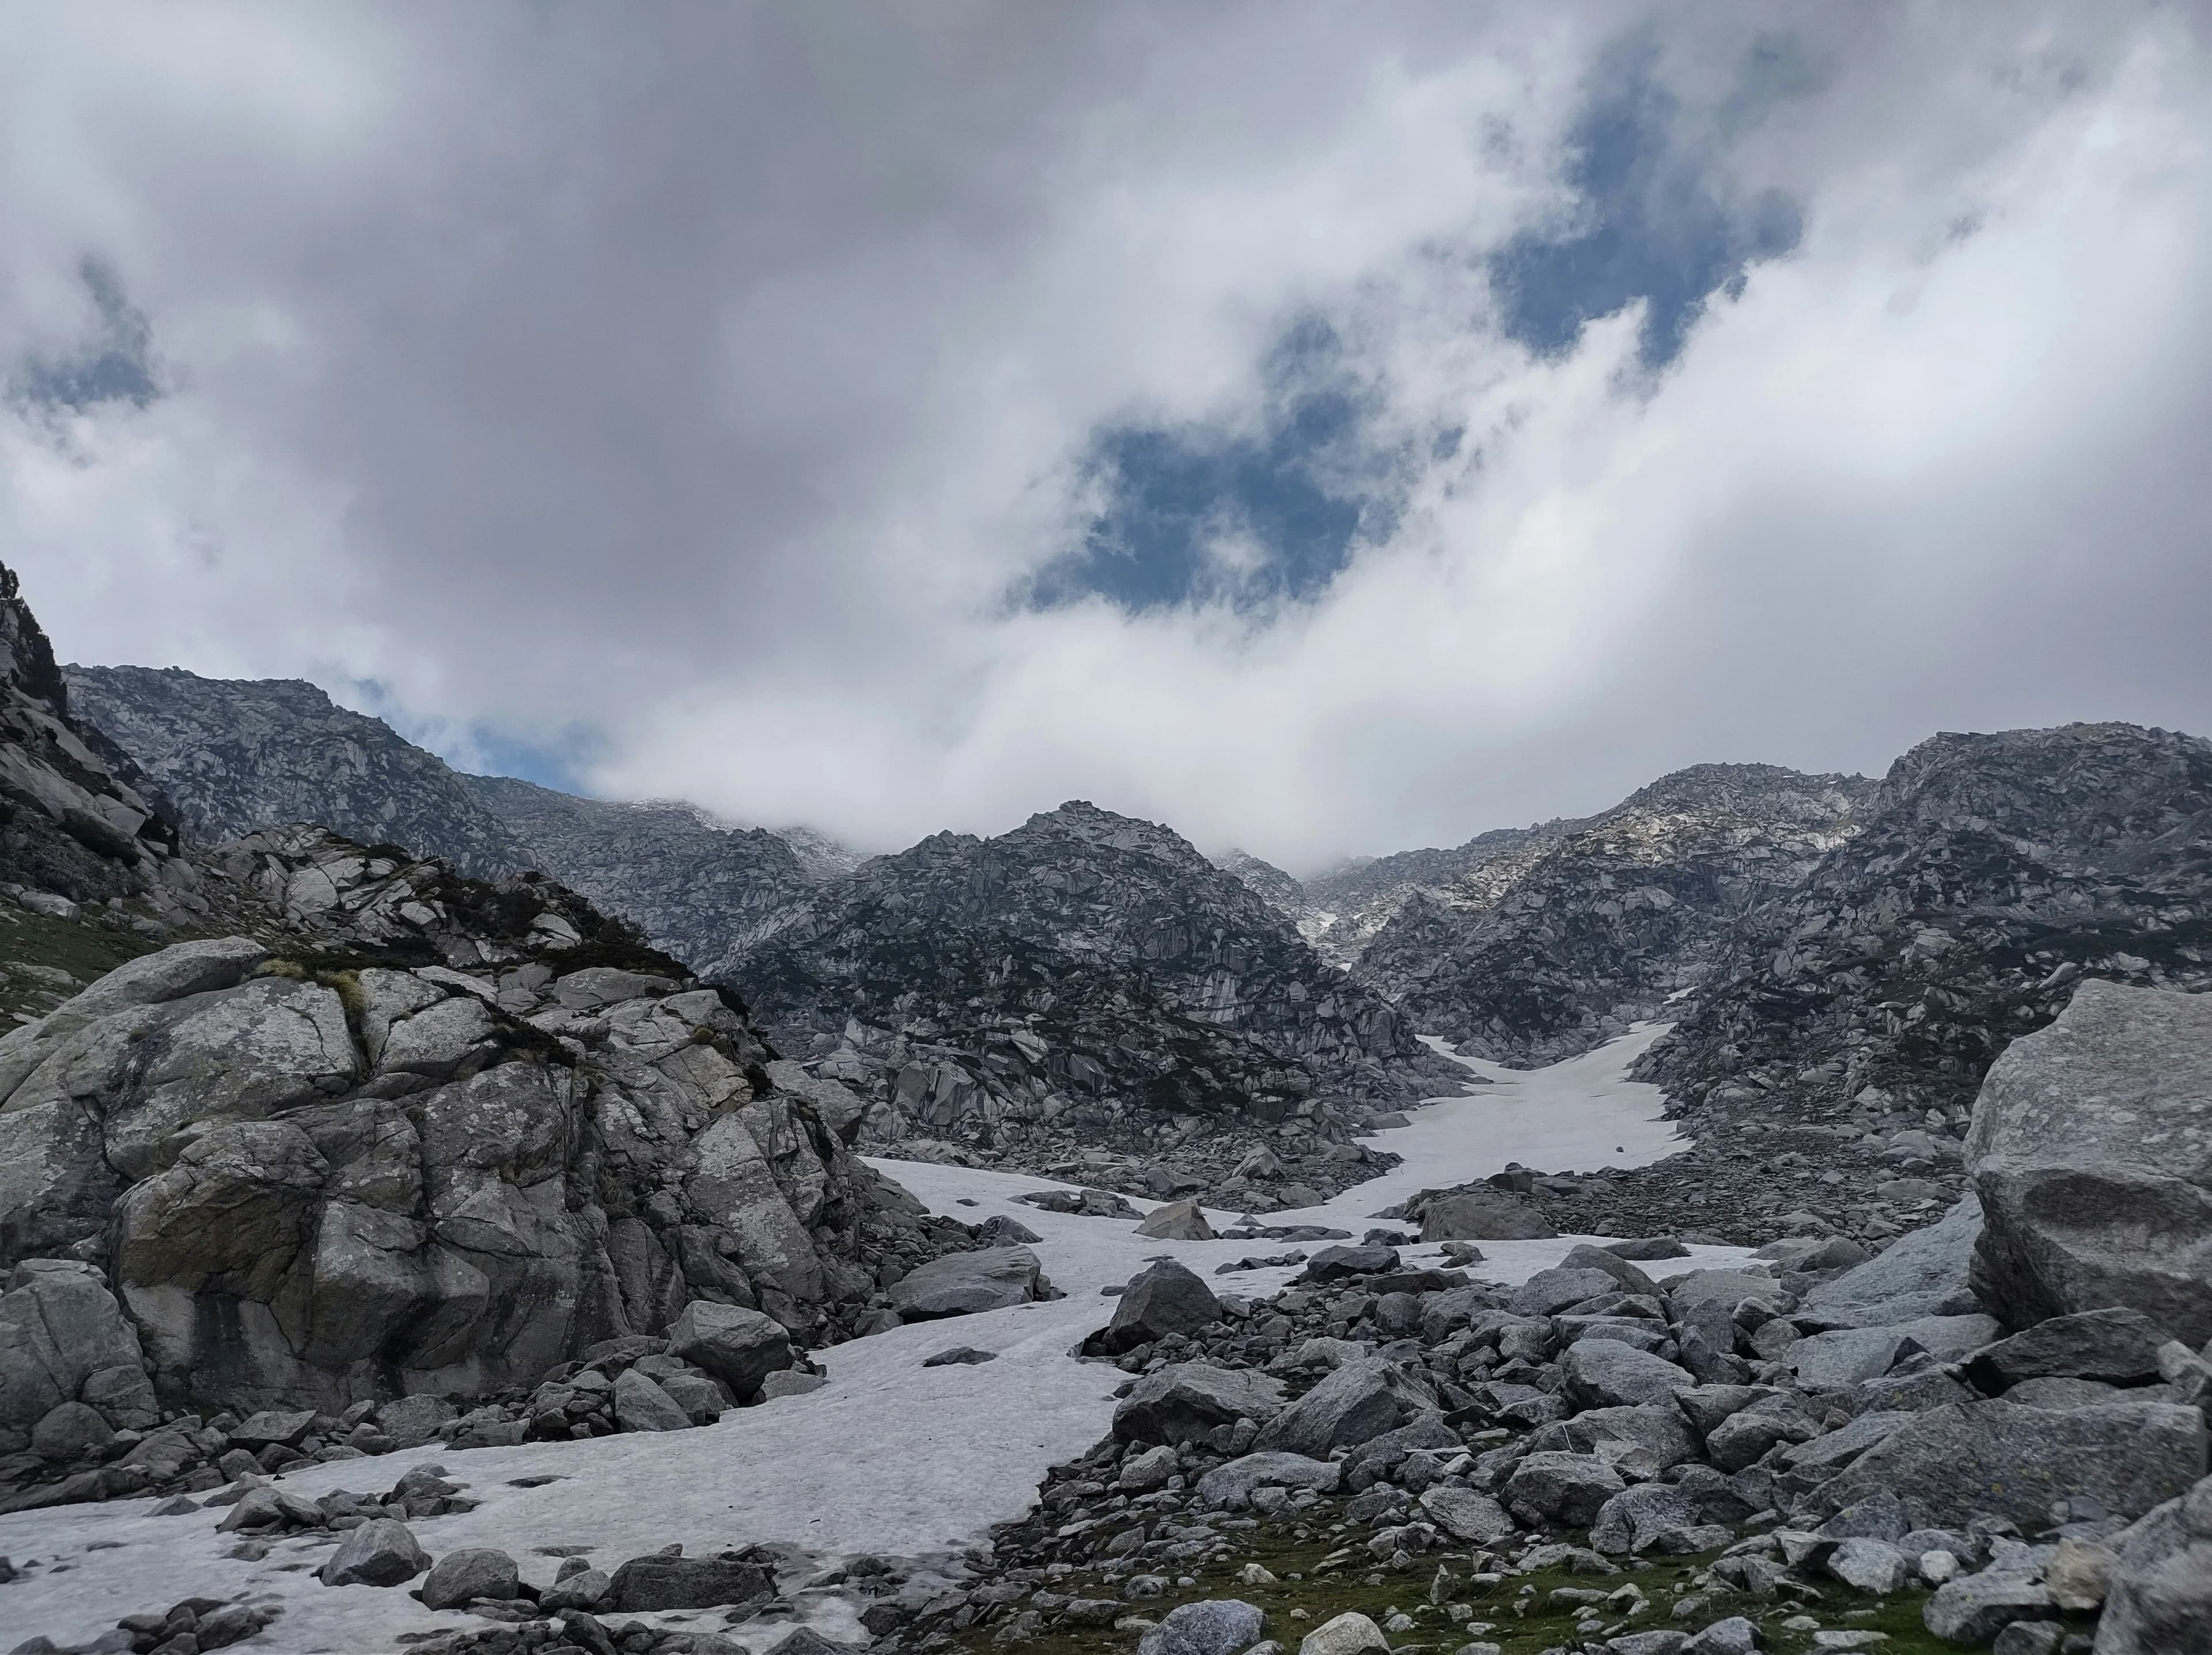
[0,827,971,1426]
[1354,764,1872,1065]
[730,802,1467,1166]
[1645,724,2212,1135]
[0,567,186,910]
[1965,980,2212,1345]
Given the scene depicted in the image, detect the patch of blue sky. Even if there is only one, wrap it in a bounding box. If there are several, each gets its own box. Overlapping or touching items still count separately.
[12,258,160,414]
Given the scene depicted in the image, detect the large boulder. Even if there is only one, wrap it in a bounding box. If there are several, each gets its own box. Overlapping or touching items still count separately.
[1252,1357,1437,1458]
[1416,1189,1556,1241]
[1965,982,2212,1344]
[888,1247,1051,1319]
[318,1518,428,1587]
[1502,1451,1627,1527]
[666,1301,793,1399]
[1560,1339,1694,1409]
[1787,1315,2000,1391]
[1510,1266,1622,1317]
[0,1259,147,1452]
[1961,1306,2172,1392]
[2096,1474,2212,1655]
[1136,1600,1264,1655]
[1097,1260,1221,1354]
[1134,1199,1214,1241]
[1798,1194,1984,1328]
[608,1553,774,1611]
[1114,1363,1285,1446]
[1814,1399,2207,1528]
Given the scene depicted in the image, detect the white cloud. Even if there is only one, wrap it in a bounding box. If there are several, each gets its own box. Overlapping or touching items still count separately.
[1,3,2205,870]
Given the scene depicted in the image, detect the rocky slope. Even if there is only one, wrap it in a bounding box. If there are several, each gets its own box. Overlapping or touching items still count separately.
[1642,723,2212,1146]
[1354,764,1875,1065]
[728,802,1469,1191]
[64,665,535,878]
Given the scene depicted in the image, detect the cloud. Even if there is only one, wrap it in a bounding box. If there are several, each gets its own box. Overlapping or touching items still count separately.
[1,3,2206,872]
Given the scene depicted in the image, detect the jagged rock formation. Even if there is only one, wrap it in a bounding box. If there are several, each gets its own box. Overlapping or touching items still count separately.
[0,824,969,1427]
[65,665,533,878]
[1644,724,2212,1133]
[1355,764,1874,1064]
[0,575,187,910]
[730,802,1467,1172]
[455,774,828,967]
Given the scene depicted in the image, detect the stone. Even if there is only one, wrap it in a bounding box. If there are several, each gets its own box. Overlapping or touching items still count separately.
[1778,1410,1913,1474]
[758,1370,825,1400]
[1115,1364,1285,1447]
[1561,1339,1694,1409]
[1817,1399,2207,1528]
[228,1409,316,1449]
[78,1364,158,1431]
[1135,1597,1265,1655]
[0,1262,146,1452]
[1604,1636,1688,1655]
[317,1518,429,1587]
[1787,1315,1999,1390]
[1197,1452,1340,1509]
[1966,982,2212,1345]
[1502,1452,1627,1528]
[1252,1357,1434,1457]
[376,1395,454,1449]
[1662,1268,1783,1312]
[1297,1611,1389,1655]
[1418,1485,1517,1544]
[1135,1200,1215,1241]
[1606,1237,1691,1260]
[888,1247,1050,1318]
[1681,1620,1761,1655]
[1817,1491,1912,1544]
[1825,1538,1910,1593]
[922,1346,997,1368]
[1798,1195,1984,1328]
[1100,1260,1222,1354]
[1588,1484,1700,1556]
[1921,1575,2055,1644]
[607,1553,774,1611]
[539,1567,612,1612]
[31,1400,112,1462]
[612,1368,693,1432]
[666,1301,793,1400]
[1417,1191,1556,1241]
[1510,1267,1622,1317]
[2041,1535,2118,1611]
[658,1369,733,1423]
[1704,1407,1816,1472]
[1302,1244,1400,1282]
[418,1548,521,1610]
[1119,1444,1180,1492]
[1988,1626,2062,1655]
[1961,1308,2172,1392]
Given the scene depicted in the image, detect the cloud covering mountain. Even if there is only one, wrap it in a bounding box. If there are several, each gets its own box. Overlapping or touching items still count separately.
[2,4,2206,868]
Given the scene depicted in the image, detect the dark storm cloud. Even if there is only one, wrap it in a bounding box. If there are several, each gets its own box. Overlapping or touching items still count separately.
[0,3,2205,867]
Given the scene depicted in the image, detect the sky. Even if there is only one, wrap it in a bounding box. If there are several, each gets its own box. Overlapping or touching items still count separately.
[2,3,2207,873]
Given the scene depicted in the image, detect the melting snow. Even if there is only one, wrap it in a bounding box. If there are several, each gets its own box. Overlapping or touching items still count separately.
[0,1024,1747,1654]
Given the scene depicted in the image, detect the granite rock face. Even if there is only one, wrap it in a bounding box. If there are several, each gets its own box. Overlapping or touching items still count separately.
[0,828,961,1414]
[1964,980,2212,1344]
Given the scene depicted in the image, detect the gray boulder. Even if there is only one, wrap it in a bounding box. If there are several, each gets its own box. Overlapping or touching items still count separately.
[2096,1475,2212,1655]
[666,1300,793,1399]
[1560,1339,1694,1409]
[613,1368,693,1432]
[1252,1357,1435,1458]
[1502,1451,1627,1527]
[1416,1190,1556,1241]
[1799,1194,1984,1328]
[1921,1574,2056,1644]
[1510,1266,1621,1317]
[1826,1537,1910,1593]
[1115,1363,1285,1447]
[377,1394,454,1449]
[418,1548,520,1610]
[319,1518,429,1587]
[1134,1199,1214,1241]
[1099,1260,1221,1354]
[0,1260,147,1452]
[1961,1306,2172,1392]
[1966,981,2212,1344]
[1817,1399,2207,1528]
[1787,1314,2000,1390]
[1661,1268,1782,1312]
[889,1247,1050,1318]
[1682,1619,1760,1655]
[1589,1484,1701,1556]
[608,1553,774,1611]
[1196,1452,1339,1509]
[1418,1485,1517,1544]
[1135,1598,1264,1655]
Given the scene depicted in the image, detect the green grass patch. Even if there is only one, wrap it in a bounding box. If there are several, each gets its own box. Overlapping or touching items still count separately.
[945,1524,1974,1655]
[0,904,172,1022]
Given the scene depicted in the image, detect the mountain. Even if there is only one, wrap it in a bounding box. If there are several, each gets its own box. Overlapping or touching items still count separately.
[64,665,536,877]
[1353,763,1876,1063]
[728,800,1469,1190]
[1643,722,2212,1130]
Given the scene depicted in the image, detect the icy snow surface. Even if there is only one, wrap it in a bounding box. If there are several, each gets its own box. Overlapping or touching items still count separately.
[0,1024,1748,1654]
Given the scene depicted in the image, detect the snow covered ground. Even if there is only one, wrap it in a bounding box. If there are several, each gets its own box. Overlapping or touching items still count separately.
[0,1025,1747,1655]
